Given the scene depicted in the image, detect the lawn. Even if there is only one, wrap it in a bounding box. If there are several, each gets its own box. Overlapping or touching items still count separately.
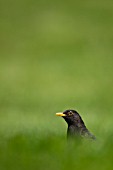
[0,0,113,170]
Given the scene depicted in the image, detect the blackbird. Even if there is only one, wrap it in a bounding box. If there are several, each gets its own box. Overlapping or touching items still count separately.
[56,109,96,140]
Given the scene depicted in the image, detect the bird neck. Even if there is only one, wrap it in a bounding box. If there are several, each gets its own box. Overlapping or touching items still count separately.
[68,121,87,133]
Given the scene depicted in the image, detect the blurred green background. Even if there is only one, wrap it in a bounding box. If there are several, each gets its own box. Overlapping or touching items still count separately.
[0,0,113,170]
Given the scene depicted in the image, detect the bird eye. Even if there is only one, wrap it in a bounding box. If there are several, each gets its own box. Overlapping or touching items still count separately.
[68,111,73,116]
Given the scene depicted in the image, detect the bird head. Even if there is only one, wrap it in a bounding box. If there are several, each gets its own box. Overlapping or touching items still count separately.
[56,110,85,127]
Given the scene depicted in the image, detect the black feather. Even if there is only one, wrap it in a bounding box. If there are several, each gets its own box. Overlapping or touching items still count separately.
[61,110,96,140]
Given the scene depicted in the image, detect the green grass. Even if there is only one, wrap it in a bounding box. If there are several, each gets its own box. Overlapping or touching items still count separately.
[0,0,113,169]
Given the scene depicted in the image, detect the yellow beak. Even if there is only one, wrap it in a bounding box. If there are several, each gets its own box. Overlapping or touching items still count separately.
[56,112,66,117]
